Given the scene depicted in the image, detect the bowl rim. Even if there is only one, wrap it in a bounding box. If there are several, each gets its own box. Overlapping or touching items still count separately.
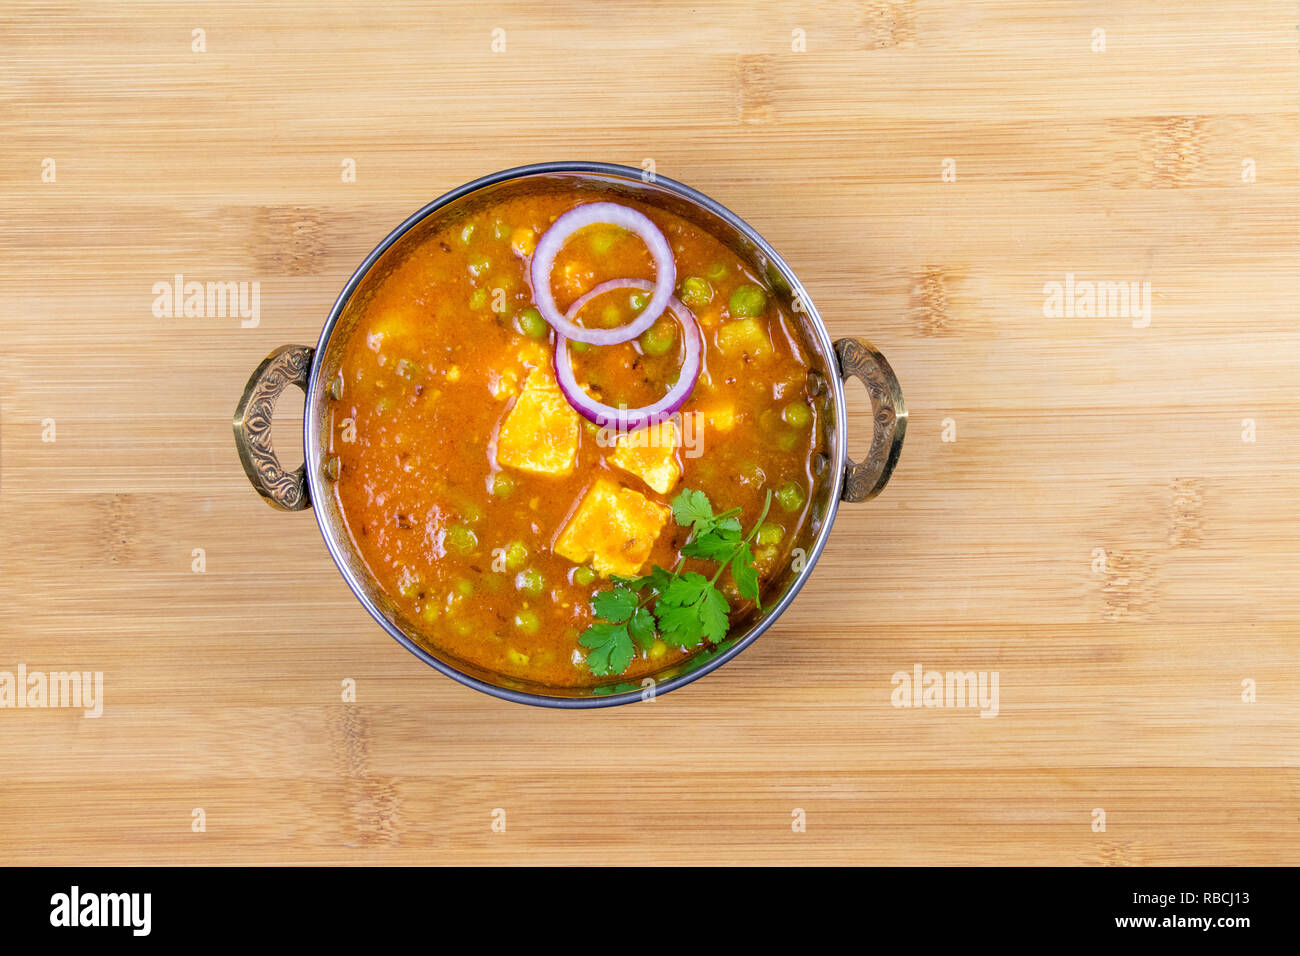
[305,161,848,708]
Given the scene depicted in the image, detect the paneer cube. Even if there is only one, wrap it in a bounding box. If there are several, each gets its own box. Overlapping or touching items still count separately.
[489,342,550,401]
[608,419,681,494]
[715,317,772,358]
[496,367,579,476]
[554,478,671,577]
[686,403,735,434]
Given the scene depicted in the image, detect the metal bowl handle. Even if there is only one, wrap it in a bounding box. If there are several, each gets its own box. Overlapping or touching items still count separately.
[233,345,314,511]
[834,337,906,502]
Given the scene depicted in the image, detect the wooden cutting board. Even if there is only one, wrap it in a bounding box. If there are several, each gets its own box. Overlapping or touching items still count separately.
[1,0,1297,865]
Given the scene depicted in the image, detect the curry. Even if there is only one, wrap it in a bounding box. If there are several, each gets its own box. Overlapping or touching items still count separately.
[328,190,826,688]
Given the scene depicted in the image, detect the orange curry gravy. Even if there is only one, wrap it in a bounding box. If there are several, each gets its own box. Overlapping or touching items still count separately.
[330,191,826,688]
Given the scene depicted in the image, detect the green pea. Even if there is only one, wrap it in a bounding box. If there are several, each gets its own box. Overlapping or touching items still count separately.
[728,284,768,318]
[504,540,528,572]
[491,472,515,497]
[456,578,474,598]
[445,524,478,555]
[589,228,620,255]
[629,291,649,312]
[776,431,798,452]
[451,619,473,636]
[573,565,597,587]
[638,317,677,357]
[678,276,713,309]
[514,609,540,634]
[781,402,812,428]
[458,223,475,245]
[467,253,491,278]
[469,287,488,310]
[775,481,806,513]
[516,568,545,595]
[493,219,512,241]
[757,522,785,547]
[515,307,548,340]
[569,340,592,353]
[420,603,440,624]
[705,262,729,281]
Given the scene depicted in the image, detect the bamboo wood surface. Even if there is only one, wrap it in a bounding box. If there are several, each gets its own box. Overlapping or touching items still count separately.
[1,1,1297,865]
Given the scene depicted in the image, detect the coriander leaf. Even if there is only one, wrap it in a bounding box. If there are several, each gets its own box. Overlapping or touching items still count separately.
[730,543,761,608]
[654,571,731,648]
[592,587,638,624]
[628,607,657,651]
[578,620,622,651]
[605,634,635,675]
[660,571,712,609]
[579,621,635,677]
[656,602,706,647]
[682,529,741,561]
[716,516,742,533]
[671,488,714,530]
[698,587,731,643]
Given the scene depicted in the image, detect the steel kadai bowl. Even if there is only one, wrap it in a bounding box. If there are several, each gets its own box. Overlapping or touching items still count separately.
[233,162,906,708]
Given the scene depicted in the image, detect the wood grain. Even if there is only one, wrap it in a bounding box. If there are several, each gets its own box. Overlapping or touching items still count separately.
[1,0,1297,865]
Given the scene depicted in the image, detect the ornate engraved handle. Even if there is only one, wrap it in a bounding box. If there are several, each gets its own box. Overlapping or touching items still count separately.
[233,345,314,511]
[834,337,906,502]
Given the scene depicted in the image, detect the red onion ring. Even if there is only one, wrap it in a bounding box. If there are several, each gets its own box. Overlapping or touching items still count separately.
[562,278,659,331]
[530,202,676,345]
[554,285,701,433]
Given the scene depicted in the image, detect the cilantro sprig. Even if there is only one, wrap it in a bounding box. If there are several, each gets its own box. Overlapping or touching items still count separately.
[577,487,773,678]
